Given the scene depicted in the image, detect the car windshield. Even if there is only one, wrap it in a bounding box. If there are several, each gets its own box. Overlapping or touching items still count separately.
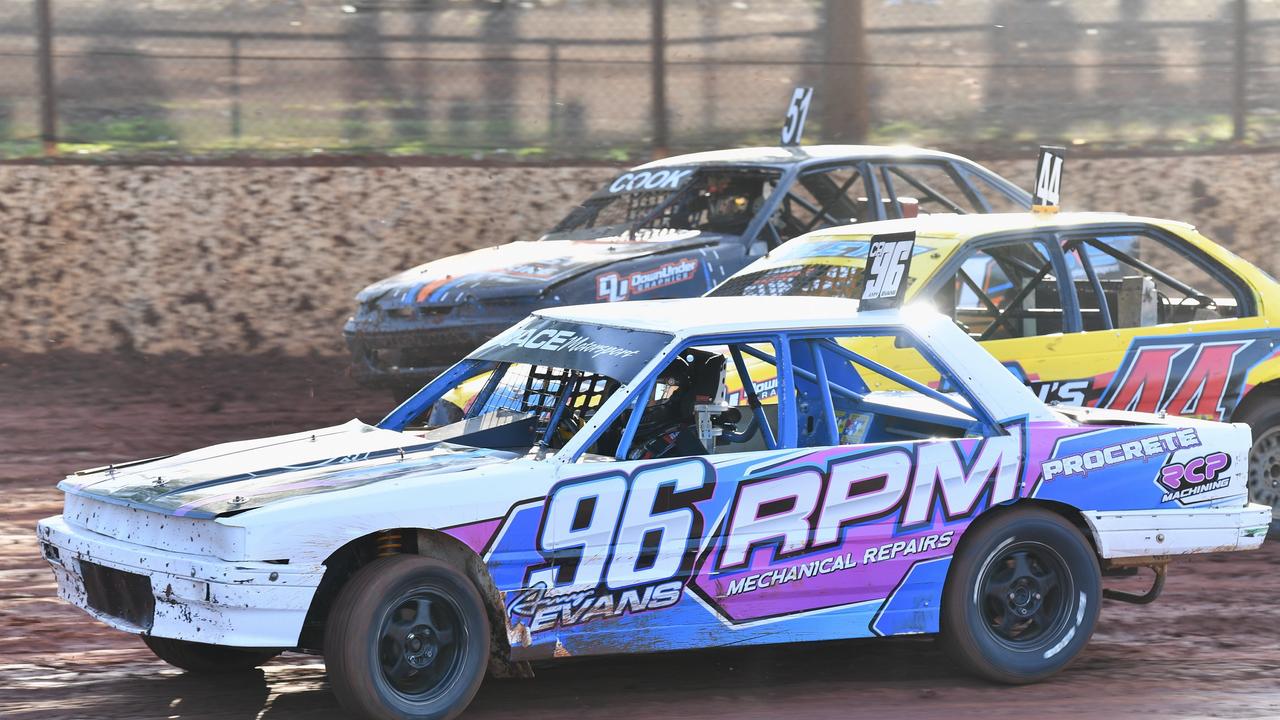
[544,166,781,241]
[710,236,946,299]
[400,317,673,453]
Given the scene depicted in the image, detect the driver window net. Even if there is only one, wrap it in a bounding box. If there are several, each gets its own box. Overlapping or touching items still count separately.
[476,364,617,426]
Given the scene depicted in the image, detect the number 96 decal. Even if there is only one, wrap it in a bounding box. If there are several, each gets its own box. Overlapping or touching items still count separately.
[511,459,715,632]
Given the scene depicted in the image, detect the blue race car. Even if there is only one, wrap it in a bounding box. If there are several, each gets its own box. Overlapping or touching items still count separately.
[344,145,1030,396]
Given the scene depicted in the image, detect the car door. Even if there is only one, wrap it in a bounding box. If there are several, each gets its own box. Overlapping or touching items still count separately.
[1049,224,1271,420]
[523,327,1021,655]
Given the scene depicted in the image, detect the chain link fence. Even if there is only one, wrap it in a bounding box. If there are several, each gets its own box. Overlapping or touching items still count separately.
[1,0,1278,161]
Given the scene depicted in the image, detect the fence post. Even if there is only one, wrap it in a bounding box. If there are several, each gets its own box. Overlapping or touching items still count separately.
[822,0,869,144]
[650,0,669,158]
[229,36,242,143]
[35,0,57,156]
[1232,0,1248,141]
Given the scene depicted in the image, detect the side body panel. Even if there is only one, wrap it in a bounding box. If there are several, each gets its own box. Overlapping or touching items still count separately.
[442,418,1243,661]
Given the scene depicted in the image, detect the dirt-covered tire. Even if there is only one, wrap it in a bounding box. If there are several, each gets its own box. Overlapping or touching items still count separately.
[141,635,278,673]
[1234,399,1280,518]
[324,555,490,720]
[940,508,1100,684]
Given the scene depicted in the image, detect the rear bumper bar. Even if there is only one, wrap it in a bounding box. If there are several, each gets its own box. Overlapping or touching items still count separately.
[1083,503,1271,560]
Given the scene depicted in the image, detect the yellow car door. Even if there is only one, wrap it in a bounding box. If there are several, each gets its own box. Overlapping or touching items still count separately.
[1049,225,1274,421]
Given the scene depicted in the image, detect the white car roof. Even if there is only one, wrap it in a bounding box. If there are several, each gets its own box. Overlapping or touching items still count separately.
[536,296,1056,423]
[633,144,966,169]
[537,296,890,336]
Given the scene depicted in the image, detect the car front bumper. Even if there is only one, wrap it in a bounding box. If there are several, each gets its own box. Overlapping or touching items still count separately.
[37,515,324,648]
[344,319,517,390]
[1083,503,1271,560]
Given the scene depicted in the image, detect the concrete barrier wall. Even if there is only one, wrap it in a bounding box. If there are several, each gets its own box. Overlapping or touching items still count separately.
[2,154,1276,355]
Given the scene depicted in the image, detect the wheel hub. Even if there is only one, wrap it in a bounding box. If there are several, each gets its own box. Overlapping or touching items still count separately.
[377,589,465,700]
[979,542,1069,648]
[404,627,438,669]
[1007,581,1043,616]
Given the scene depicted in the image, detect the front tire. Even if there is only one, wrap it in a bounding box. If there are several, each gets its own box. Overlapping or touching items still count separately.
[141,635,278,673]
[940,508,1100,684]
[325,555,490,720]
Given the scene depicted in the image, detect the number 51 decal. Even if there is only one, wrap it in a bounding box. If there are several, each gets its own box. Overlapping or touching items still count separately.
[781,87,814,147]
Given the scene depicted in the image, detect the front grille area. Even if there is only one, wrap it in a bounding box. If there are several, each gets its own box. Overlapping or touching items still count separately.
[349,322,515,376]
[80,560,155,630]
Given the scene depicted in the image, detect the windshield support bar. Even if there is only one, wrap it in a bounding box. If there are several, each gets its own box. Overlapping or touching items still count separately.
[539,370,579,447]
[808,341,840,446]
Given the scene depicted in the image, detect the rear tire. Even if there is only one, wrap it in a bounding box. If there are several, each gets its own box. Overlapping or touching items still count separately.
[1234,400,1280,518]
[141,635,278,673]
[940,508,1100,684]
[325,555,490,720]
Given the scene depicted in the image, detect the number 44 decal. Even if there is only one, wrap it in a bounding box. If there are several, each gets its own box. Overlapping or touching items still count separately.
[1033,145,1065,210]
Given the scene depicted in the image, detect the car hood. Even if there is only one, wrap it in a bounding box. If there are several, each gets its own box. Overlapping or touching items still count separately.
[58,419,519,519]
[355,230,728,308]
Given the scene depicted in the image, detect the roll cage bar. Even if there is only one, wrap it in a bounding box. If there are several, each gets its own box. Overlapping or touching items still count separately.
[568,326,1002,462]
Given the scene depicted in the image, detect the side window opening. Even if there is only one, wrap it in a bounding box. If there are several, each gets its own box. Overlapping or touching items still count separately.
[577,330,993,461]
[788,332,988,448]
[957,166,1031,213]
[1064,231,1246,329]
[771,166,872,242]
[589,340,783,461]
[935,240,1066,341]
[878,163,982,217]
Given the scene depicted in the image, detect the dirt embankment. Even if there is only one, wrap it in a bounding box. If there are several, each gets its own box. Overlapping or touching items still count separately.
[3,352,1280,719]
[3,153,1278,357]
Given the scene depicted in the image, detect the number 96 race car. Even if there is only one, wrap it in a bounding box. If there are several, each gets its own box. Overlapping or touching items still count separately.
[38,297,1269,720]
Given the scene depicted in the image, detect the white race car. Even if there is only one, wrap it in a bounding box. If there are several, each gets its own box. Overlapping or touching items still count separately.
[39,296,1268,720]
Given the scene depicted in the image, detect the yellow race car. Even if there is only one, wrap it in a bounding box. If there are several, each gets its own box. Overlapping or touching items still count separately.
[708,212,1280,515]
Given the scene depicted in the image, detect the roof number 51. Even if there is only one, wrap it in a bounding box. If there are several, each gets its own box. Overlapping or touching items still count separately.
[781,87,814,146]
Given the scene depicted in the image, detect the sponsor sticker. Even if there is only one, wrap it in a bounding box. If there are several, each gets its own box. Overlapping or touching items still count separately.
[1158,451,1233,505]
[596,257,701,302]
[605,168,696,195]
[1040,428,1201,482]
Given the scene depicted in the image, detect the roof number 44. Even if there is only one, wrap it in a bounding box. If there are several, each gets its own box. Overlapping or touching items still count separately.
[1033,145,1065,209]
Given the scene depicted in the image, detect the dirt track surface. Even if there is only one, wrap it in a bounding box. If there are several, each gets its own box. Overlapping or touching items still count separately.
[4,352,1280,720]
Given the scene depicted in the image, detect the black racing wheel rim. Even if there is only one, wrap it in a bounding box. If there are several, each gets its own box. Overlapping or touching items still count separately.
[975,540,1074,651]
[376,586,467,702]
